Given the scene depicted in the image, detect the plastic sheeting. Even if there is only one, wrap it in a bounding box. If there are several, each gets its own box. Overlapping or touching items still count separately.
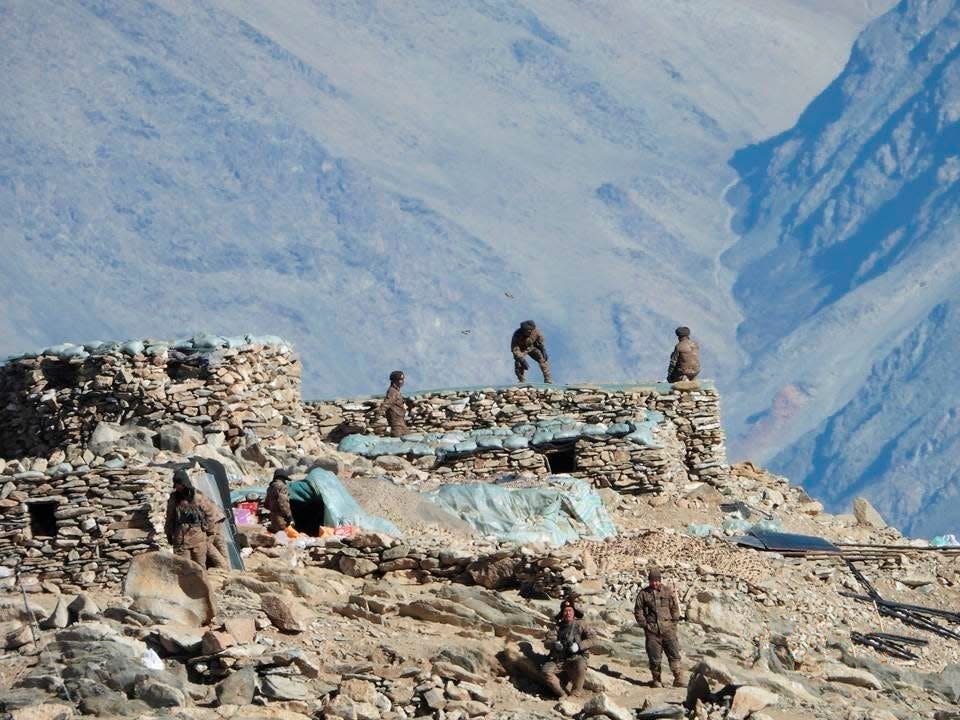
[230,468,401,537]
[339,411,665,460]
[425,476,616,546]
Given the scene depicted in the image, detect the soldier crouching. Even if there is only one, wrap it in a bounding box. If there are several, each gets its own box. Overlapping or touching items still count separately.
[541,597,595,697]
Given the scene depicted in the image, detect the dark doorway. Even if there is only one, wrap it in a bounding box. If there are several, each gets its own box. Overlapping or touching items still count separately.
[28,502,59,538]
[291,499,326,537]
[545,445,577,474]
[40,360,78,389]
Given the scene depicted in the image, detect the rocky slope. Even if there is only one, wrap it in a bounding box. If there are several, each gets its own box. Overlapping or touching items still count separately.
[725,0,960,536]
[1,427,958,720]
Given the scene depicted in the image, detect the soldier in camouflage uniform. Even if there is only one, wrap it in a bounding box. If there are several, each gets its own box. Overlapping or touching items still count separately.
[667,326,700,383]
[511,320,552,383]
[541,597,595,697]
[264,468,294,533]
[635,568,685,687]
[164,472,219,569]
[192,479,229,569]
[380,370,409,437]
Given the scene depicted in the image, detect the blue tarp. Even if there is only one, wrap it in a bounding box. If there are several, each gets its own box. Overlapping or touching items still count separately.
[425,476,616,546]
[339,411,665,460]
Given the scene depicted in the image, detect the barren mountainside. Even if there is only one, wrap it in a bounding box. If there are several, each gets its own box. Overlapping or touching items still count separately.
[724,0,960,537]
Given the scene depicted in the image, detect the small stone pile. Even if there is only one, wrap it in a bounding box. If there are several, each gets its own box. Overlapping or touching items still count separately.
[0,335,305,458]
[0,456,167,591]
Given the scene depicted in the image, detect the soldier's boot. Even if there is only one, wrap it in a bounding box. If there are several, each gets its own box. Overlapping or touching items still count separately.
[649,664,663,688]
[669,659,686,688]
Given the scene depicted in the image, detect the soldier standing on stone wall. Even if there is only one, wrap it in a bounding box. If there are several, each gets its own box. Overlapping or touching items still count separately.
[667,326,700,383]
[635,568,686,687]
[380,370,409,437]
[511,320,552,384]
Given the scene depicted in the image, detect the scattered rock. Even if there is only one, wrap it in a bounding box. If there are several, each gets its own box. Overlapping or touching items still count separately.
[133,676,188,708]
[261,593,307,633]
[66,594,100,623]
[339,556,378,578]
[224,616,257,644]
[727,686,779,720]
[216,668,258,706]
[824,664,883,690]
[39,598,70,630]
[581,693,632,720]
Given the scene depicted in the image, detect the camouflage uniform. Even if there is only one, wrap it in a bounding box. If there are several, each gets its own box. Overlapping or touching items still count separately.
[541,619,594,697]
[635,583,684,687]
[380,384,409,437]
[264,478,293,532]
[164,495,211,569]
[511,326,552,383]
[667,337,700,383]
[194,491,229,569]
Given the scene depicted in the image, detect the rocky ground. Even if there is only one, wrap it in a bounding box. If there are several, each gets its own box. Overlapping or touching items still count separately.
[1,428,959,720]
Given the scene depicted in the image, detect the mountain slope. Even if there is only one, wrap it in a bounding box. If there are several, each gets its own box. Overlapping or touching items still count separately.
[725,0,960,535]
[0,0,886,397]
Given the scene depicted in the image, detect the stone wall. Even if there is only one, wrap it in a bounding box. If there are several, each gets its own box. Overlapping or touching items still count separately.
[433,429,687,494]
[0,459,169,591]
[307,382,727,485]
[0,336,305,459]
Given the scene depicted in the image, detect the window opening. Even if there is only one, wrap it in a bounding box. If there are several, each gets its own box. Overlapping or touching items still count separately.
[28,501,59,538]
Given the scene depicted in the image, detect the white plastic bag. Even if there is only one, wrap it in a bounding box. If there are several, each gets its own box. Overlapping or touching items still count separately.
[141,648,164,671]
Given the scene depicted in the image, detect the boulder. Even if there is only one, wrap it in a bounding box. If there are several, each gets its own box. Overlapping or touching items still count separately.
[339,556,378,578]
[2,622,33,650]
[581,693,632,720]
[261,593,308,633]
[260,675,310,701]
[124,552,215,626]
[66,594,100,623]
[216,668,257,706]
[9,705,74,720]
[201,630,236,655]
[727,686,779,720]
[467,556,520,590]
[824,664,883,690]
[134,676,188,708]
[685,589,758,637]
[158,423,203,454]
[853,498,887,529]
[39,597,70,630]
[224,616,257,644]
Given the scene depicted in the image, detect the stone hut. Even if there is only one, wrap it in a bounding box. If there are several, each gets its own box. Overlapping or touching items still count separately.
[0,334,305,459]
[307,382,728,490]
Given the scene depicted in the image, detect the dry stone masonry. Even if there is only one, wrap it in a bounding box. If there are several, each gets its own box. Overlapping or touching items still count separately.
[308,382,728,489]
[0,334,306,459]
[0,457,169,591]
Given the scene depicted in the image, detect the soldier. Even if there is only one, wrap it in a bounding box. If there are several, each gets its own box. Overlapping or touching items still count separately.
[190,474,230,569]
[511,320,552,384]
[380,370,409,438]
[635,568,685,687]
[164,471,218,569]
[667,326,700,383]
[541,596,595,697]
[264,468,293,533]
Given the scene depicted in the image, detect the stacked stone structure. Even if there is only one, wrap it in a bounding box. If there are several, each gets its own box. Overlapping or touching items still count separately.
[308,383,727,487]
[0,459,168,591]
[0,335,305,459]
